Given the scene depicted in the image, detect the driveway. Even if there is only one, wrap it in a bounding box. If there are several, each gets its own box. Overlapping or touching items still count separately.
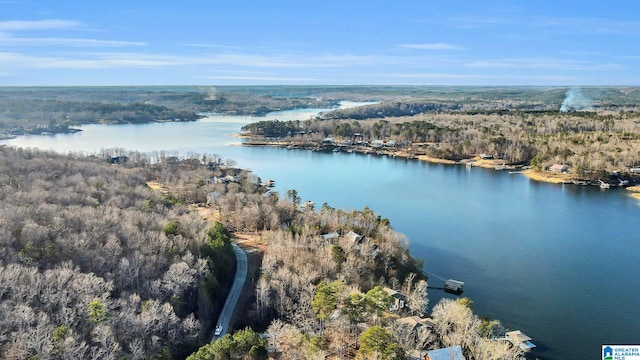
[211,242,247,341]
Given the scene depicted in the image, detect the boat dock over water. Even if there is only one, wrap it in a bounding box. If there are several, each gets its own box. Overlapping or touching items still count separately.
[444,279,465,294]
[499,330,536,351]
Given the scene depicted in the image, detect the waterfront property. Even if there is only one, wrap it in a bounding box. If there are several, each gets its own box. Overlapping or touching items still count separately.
[444,279,465,294]
[549,164,569,173]
[383,287,407,311]
[425,345,466,360]
[321,232,340,242]
[345,230,364,244]
[396,316,436,332]
[505,330,536,351]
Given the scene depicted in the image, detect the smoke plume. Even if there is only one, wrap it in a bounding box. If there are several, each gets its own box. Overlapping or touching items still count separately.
[560,88,591,112]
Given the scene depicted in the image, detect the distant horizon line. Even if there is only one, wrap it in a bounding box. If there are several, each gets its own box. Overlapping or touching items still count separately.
[0,84,637,88]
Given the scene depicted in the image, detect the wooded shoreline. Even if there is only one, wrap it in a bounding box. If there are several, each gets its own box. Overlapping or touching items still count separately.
[241,139,639,189]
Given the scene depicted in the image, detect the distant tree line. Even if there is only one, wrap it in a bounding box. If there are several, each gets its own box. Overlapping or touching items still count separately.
[0,87,339,134]
[243,97,640,174]
[0,99,201,131]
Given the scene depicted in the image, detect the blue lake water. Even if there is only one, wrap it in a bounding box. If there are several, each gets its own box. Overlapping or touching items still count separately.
[3,106,640,359]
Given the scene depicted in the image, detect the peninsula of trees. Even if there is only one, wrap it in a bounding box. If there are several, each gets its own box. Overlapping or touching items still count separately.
[0,146,527,359]
[239,86,640,184]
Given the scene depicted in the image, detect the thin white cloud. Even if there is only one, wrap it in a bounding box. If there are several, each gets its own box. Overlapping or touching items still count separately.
[362,72,584,85]
[0,19,142,48]
[0,19,83,31]
[447,15,515,29]
[204,75,321,82]
[185,43,244,49]
[199,53,397,68]
[561,50,612,58]
[499,34,547,41]
[4,49,614,75]
[0,51,182,69]
[377,72,579,81]
[464,57,621,71]
[399,43,463,50]
[0,51,381,70]
[0,36,146,47]
[376,73,493,79]
[449,15,640,36]
[532,16,640,35]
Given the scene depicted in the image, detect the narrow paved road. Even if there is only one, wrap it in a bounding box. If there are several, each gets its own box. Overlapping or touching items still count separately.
[211,243,248,341]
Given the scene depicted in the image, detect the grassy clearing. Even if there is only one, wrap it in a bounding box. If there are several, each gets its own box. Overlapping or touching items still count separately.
[522,169,571,184]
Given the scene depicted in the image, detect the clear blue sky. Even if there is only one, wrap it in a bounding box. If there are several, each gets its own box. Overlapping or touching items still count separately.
[1,0,639,86]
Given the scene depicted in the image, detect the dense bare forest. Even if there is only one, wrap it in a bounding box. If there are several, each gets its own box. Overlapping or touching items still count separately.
[0,145,527,359]
[0,146,257,359]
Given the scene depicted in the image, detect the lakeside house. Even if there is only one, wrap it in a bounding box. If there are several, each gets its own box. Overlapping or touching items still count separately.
[109,155,129,164]
[209,175,238,184]
[371,139,384,148]
[342,230,380,258]
[345,230,364,244]
[549,164,569,173]
[396,316,436,332]
[181,158,202,167]
[321,232,340,242]
[425,345,466,360]
[382,287,406,311]
[165,156,180,165]
[397,316,438,358]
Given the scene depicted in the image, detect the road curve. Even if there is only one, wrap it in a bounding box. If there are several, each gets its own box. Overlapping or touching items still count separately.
[211,242,248,341]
